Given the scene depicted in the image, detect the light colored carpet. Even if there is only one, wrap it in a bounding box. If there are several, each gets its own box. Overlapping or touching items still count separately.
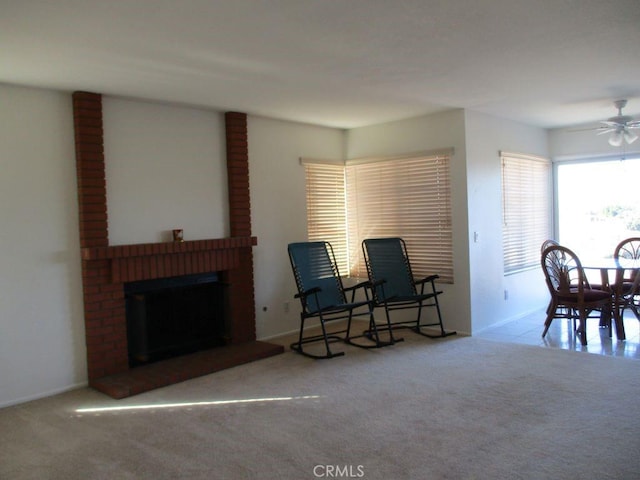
[1,334,639,479]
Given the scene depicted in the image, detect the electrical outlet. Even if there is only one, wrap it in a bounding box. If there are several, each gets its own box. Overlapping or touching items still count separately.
[504,290,509,300]
[284,302,290,313]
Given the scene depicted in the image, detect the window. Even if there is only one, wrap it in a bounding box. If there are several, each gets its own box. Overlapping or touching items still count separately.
[501,151,552,274]
[557,155,640,259]
[303,150,453,283]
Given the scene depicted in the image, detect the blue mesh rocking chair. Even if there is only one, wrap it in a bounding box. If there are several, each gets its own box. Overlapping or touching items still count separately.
[288,241,397,359]
[362,237,456,339]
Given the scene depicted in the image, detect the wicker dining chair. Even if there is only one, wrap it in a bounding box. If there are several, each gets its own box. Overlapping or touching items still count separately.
[541,244,612,345]
[614,237,640,321]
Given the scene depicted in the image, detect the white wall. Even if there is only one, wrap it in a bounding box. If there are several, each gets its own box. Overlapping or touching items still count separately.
[103,97,228,244]
[248,116,345,339]
[0,84,85,407]
[464,110,550,332]
[346,110,472,335]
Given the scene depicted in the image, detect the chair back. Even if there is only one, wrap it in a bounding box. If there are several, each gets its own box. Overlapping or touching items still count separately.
[288,242,346,313]
[541,239,559,253]
[362,238,416,301]
[614,237,640,269]
[541,244,586,296]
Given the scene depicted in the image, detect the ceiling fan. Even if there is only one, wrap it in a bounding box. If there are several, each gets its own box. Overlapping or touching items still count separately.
[591,99,640,146]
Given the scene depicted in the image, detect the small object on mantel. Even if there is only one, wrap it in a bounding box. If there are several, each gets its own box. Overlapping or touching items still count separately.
[172,229,184,242]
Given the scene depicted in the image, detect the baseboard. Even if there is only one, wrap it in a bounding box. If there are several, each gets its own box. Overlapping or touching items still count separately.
[0,381,89,409]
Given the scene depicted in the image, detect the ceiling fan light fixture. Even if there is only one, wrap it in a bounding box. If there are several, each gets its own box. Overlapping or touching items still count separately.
[608,130,623,147]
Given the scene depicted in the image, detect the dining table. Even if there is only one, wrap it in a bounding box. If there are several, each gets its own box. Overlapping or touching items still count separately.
[582,258,630,341]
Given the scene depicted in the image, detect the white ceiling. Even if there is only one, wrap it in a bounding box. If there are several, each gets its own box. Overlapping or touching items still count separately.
[2,0,639,129]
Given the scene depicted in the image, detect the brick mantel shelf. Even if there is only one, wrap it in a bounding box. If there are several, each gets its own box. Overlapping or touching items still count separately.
[82,236,257,283]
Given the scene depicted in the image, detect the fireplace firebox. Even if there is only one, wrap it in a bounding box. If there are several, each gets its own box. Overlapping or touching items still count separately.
[125,272,227,366]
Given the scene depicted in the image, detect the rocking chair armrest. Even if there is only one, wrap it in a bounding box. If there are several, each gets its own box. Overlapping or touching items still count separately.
[414,275,440,295]
[366,279,388,300]
[344,280,371,292]
[295,286,321,299]
[414,274,440,286]
[343,280,375,303]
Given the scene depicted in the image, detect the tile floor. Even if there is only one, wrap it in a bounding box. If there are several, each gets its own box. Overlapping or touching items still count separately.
[476,308,640,360]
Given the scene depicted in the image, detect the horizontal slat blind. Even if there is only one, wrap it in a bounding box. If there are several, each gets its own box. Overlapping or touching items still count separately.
[346,154,453,282]
[304,162,348,273]
[501,152,552,274]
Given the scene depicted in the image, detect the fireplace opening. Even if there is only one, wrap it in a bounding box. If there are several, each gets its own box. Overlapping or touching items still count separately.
[125,272,227,367]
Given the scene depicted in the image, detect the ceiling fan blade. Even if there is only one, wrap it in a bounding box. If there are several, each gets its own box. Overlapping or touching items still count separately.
[624,129,638,144]
[597,128,616,135]
[626,121,640,129]
[567,126,601,132]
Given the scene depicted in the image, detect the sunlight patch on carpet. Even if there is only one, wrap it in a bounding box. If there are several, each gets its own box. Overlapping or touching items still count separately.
[75,395,322,414]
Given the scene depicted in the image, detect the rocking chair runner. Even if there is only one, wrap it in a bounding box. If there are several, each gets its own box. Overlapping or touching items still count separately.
[288,241,397,359]
[361,237,456,338]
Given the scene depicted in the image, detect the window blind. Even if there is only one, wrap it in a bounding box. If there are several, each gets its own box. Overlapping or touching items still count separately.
[346,153,453,282]
[501,151,552,274]
[304,162,348,274]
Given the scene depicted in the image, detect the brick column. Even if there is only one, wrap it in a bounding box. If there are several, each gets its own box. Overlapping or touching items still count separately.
[73,92,108,249]
[73,92,128,380]
[224,112,256,343]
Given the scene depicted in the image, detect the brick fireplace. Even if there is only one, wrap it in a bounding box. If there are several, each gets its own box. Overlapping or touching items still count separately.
[73,92,283,399]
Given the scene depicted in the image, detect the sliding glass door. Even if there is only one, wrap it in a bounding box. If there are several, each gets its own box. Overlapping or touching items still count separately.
[556,156,640,260]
